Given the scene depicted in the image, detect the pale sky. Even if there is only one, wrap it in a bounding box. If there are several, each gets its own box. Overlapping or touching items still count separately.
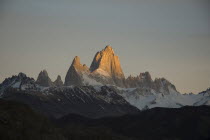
[0,0,209,93]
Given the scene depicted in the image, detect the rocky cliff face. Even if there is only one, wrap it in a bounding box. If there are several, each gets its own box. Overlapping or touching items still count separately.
[64,46,126,87]
[53,75,63,87]
[64,56,90,86]
[126,72,177,95]
[36,70,54,87]
[90,46,126,87]
[64,46,177,91]
[126,72,153,88]
[153,78,177,95]
[0,73,38,94]
[139,72,153,88]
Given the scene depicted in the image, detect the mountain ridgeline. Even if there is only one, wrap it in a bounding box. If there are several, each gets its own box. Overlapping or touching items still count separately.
[1,45,210,140]
[64,45,177,93]
[33,46,177,96]
[0,45,210,119]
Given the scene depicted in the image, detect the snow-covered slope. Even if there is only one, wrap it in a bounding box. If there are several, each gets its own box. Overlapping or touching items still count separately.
[0,73,139,119]
[1,72,210,112]
[189,88,210,106]
[110,86,210,110]
[0,73,40,96]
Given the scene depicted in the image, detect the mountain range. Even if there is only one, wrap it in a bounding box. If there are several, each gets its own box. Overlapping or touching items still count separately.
[0,45,210,119]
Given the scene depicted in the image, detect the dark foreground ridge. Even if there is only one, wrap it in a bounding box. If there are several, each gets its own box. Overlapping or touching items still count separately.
[0,99,65,140]
[1,86,139,119]
[1,99,210,140]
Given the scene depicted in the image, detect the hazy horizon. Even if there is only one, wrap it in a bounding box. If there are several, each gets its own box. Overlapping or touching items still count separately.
[0,0,209,94]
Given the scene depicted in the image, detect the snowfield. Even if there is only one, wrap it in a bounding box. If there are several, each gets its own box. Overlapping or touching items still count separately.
[0,72,210,111]
[111,86,210,110]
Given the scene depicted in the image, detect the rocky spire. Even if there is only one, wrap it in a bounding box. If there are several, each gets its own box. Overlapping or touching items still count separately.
[36,70,54,87]
[125,75,140,88]
[139,72,152,81]
[153,78,177,95]
[53,75,63,87]
[139,72,153,88]
[126,72,153,88]
[90,45,125,87]
[64,56,89,86]
[71,56,89,72]
[18,72,27,79]
[0,73,37,92]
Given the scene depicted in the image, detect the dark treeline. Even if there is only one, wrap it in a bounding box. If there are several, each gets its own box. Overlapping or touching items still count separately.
[0,99,210,140]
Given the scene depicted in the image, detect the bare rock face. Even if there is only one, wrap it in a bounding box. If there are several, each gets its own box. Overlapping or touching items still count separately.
[90,45,126,87]
[153,78,177,95]
[0,73,38,93]
[126,72,153,88]
[64,56,89,86]
[126,72,177,95]
[126,75,140,88]
[36,70,54,87]
[53,75,63,87]
[63,46,178,95]
[139,72,153,88]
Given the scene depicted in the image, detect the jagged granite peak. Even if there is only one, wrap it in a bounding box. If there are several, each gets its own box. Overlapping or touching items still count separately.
[153,78,177,95]
[65,56,90,86]
[139,72,152,82]
[126,72,153,88]
[0,73,38,94]
[125,75,140,88]
[36,70,54,87]
[53,75,63,87]
[90,45,125,87]
[139,72,153,88]
[71,56,89,72]
[125,72,179,95]
[18,72,27,78]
